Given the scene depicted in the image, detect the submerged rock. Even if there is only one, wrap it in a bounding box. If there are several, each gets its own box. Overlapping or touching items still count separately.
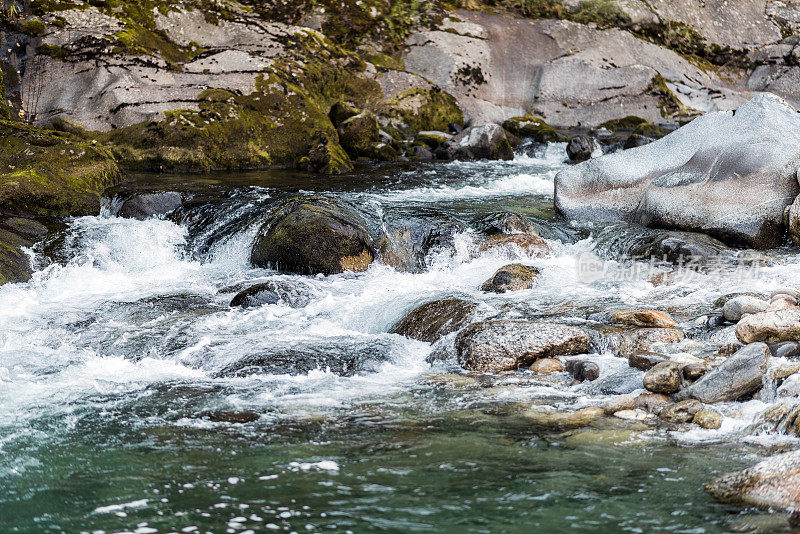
[118,192,182,220]
[659,399,703,423]
[521,407,604,430]
[706,450,800,511]
[566,135,593,162]
[456,320,590,373]
[229,281,313,309]
[736,308,800,343]
[628,230,730,265]
[478,233,550,257]
[476,212,538,236]
[678,342,770,403]
[390,298,476,343]
[555,94,800,248]
[251,196,374,275]
[480,264,539,293]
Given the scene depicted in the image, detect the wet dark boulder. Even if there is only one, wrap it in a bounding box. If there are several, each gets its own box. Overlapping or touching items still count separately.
[329,101,359,128]
[379,217,464,273]
[475,212,538,236]
[456,320,590,373]
[566,135,593,162]
[565,359,600,382]
[337,112,380,157]
[251,196,375,275]
[443,124,514,161]
[118,192,182,220]
[628,230,730,266]
[480,264,539,293]
[230,281,313,309]
[623,133,653,149]
[628,352,666,371]
[410,145,434,160]
[390,298,476,343]
[643,361,683,393]
[555,94,800,249]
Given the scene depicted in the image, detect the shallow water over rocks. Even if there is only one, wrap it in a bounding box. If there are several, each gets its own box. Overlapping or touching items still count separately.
[2,144,800,532]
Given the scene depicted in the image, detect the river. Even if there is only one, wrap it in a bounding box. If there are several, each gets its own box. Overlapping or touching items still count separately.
[1,143,798,533]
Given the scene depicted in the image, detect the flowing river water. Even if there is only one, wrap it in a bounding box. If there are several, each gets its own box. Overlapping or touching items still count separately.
[1,143,799,533]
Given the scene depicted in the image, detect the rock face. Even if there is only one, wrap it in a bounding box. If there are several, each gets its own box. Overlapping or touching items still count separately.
[251,196,375,275]
[480,264,539,293]
[118,192,182,220]
[456,321,590,373]
[706,450,800,511]
[390,298,476,343]
[678,343,770,403]
[736,309,800,343]
[555,94,800,248]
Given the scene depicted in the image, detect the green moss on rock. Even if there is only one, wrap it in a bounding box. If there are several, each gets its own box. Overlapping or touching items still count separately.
[338,111,380,157]
[22,19,46,35]
[0,120,121,217]
[647,74,700,121]
[0,227,33,285]
[382,87,463,134]
[502,115,566,142]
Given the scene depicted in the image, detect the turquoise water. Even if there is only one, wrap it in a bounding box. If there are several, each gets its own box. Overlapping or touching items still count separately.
[1,148,798,532]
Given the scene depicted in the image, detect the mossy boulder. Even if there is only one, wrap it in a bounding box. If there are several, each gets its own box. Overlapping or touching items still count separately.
[382,87,463,134]
[480,263,539,293]
[502,115,566,143]
[0,64,16,121]
[414,130,451,150]
[251,196,375,275]
[337,111,380,157]
[391,298,477,343]
[329,101,360,128]
[0,121,121,217]
[22,19,47,36]
[0,226,33,285]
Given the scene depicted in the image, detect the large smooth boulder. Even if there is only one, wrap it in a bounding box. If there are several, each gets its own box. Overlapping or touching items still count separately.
[390,298,476,343]
[456,320,590,373]
[736,308,800,343]
[555,94,800,248]
[706,450,800,511]
[723,295,769,323]
[677,342,770,403]
[251,196,375,275]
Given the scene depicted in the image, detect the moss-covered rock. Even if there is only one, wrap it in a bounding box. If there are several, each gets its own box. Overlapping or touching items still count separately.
[502,115,566,143]
[382,87,463,134]
[329,101,360,128]
[414,130,451,150]
[391,298,477,343]
[251,196,375,275]
[0,226,33,285]
[22,19,46,35]
[338,111,380,157]
[0,120,121,217]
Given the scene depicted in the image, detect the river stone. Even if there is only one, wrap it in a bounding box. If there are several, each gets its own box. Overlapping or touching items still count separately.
[612,310,678,328]
[604,394,636,415]
[522,407,604,429]
[480,264,539,293]
[229,281,312,309]
[767,295,797,312]
[456,321,590,373]
[753,402,800,436]
[634,393,671,413]
[118,192,182,220]
[391,298,476,343]
[555,93,800,249]
[476,212,538,236]
[619,328,685,357]
[771,341,800,359]
[659,399,703,423]
[643,361,683,394]
[706,450,800,511]
[564,359,600,382]
[379,217,463,273]
[693,409,723,429]
[736,308,800,343]
[410,145,434,160]
[683,362,708,381]
[530,358,563,375]
[443,124,514,161]
[628,352,666,371]
[566,135,593,162]
[328,101,359,128]
[723,295,769,322]
[628,230,729,266]
[337,112,380,157]
[678,342,770,403]
[251,196,375,275]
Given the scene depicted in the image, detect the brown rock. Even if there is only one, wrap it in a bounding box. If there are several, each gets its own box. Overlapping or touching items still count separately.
[693,409,723,429]
[481,263,539,293]
[612,309,678,328]
[736,309,800,344]
[634,393,671,413]
[659,399,704,423]
[619,328,685,357]
[628,352,666,371]
[391,298,476,343]
[604,394,636,415]
[706,450,800,511]
[530,358,564,375]
[522,407,604,429]
[643,361,684,394]
[683,362,708,381]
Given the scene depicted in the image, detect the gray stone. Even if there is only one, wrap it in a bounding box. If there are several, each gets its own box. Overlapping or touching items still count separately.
[118,192,182,220]
[555,94,800,248]
[706,450,800,511]
[456,321,590,373]
[678,343,770,403]
[628,352,666,371]
[444,124,513,161]
[736,308,800,344]
[659,399,704,423]
[723,296,769,322]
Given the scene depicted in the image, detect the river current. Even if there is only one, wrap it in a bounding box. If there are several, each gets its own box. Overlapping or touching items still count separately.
[1,143,799,533]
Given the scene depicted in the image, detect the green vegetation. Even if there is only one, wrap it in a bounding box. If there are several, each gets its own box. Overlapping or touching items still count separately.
[382,88,463,134]
[22,19,46,35]
[502,115,566,142]
[647,74,700,121]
